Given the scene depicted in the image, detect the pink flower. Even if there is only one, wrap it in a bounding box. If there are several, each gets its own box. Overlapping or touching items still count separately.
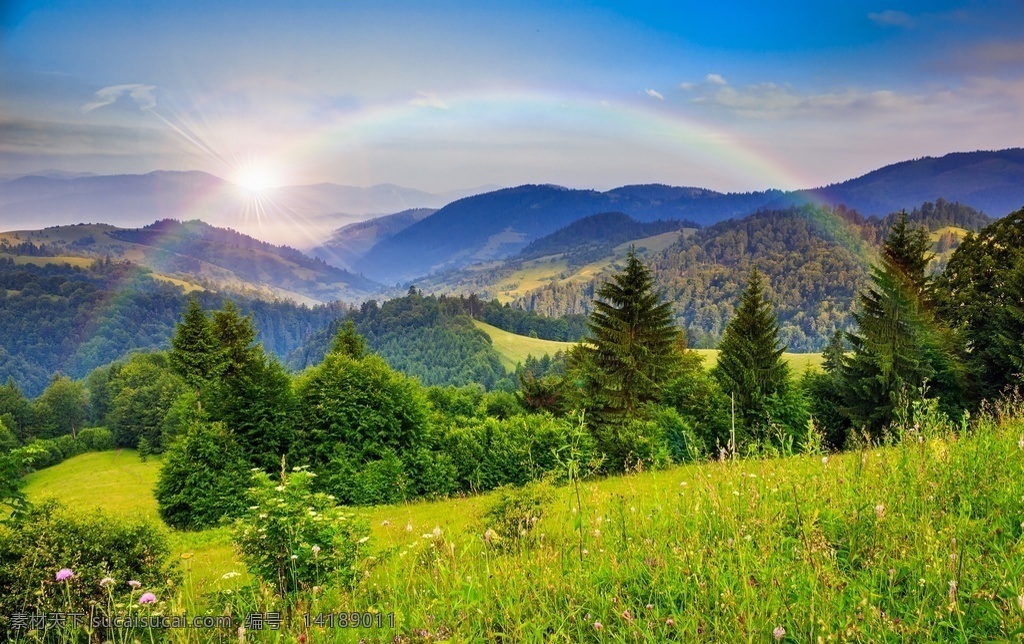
[99,577,115,587]
[593,621,603,631]
[666,618,675,626]
[55,568,74,581]
[128,580,141,589]
[773,625,786,640]
[138,592,157,604]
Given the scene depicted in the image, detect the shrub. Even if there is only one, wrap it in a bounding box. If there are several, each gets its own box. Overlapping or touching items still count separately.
[661,355,733,453]
[76,427,114,451]
[0,500,174,633]
[482,480,553,546]
[655,405,705,463]
[478,390,522,420]
[0,418,17,454]
[406,447,460,499]
[155,421,251,530]
[234,468,369,595]
[321,449,409,506]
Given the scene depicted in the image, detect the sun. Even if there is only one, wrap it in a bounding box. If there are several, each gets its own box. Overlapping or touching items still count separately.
[233,163,280,194]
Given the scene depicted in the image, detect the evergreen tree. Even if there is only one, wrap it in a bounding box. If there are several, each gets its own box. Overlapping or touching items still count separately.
[842,212,964,435]
[712,267,790,440]
[168,298,221,392]
[330,319,368,359]
[574,247,681,423]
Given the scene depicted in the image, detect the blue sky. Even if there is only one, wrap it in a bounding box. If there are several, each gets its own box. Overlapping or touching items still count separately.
[2,0,1023,192]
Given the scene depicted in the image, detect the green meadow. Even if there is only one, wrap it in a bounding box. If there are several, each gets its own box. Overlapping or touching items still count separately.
[22,402,1024,642]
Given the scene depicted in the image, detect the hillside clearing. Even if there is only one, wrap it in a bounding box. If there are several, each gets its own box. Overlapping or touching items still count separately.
[473,319,575,368]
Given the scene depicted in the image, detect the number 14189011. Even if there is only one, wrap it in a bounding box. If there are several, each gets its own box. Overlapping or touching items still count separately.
[303,612,395,629]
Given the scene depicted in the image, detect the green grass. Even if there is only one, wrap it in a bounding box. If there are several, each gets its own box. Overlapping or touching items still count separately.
[474,319,576,369]
[22,450,244,592]
[693,348,824,372]
[23,407,1024,641]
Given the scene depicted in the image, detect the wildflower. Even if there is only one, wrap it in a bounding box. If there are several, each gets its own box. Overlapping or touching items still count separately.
[666,618,675,626]
[221,572,241,580]
[593,528,601,538]
[875,504,885,519]
[311,545,321,557]
[593,621,603,631]
[484,528,498,544]
[128,580,141,589]
[1017,595,1024,611]
[822,456,828,465]
[100,577,115,587]
[680,481,688,486]
[406,523,413,532]
[433,527,442,538]
[139,592,157,605]
[582,548,589,555]
[621,609,634,622]
[773,625,786,640]
[646,604,653,610]
[948,580,957,600]
[55,568,74,581]
[382,520,391,527]
[297,633,307,643]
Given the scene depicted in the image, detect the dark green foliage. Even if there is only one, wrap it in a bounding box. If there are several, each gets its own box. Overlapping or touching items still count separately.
[168,297,222,391]
[32,375,86,439]
[293,352,430,469]
[712,267,792,440]
[653,406,703,463]
[0,500,173,630]
[0,378,32,442]
[0,418,17,454]
[321,449,409,506]
[155,421,251,530]
[937,208,1024,401]
[842,213,966,435]
[802,330,852,450]
[0,258,341,398]
[426,384,485,422]
[75,427,114,451]
[330,319,367,359]
[661,352,732,453]
[479,390,523,420]
[106,353,186,451]
[575,248,681,423]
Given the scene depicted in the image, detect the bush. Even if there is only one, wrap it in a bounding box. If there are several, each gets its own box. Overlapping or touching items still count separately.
[155,421,251,530]
[661,355,733,453]
[478,390,523,420]
[0,500,174,634]
[234,468,369,595]
[482,480,553,546]
[293,354,430,467]
[76,427,114,451]
[321,449,410,506]
[593,413,672,472]
[655,405,705,463]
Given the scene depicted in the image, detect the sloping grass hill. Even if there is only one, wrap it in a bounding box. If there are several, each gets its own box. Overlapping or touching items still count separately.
[22,404,1024,641]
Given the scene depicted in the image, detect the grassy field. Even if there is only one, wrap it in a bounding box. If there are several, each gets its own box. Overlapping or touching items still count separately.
[22,404,1024,641]
[474,319,576,369]
[473,320,824,373]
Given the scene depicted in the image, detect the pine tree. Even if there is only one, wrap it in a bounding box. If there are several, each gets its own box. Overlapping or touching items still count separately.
[575,247,681,422]
[330,319,368,359]
[841,212,963,435]
[712,266,790,439]
[168,298,221,391]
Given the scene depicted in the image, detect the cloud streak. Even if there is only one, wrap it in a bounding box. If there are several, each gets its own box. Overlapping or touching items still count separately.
[81,84,157,113]
[644,88,664,100]
[867,9,915,28]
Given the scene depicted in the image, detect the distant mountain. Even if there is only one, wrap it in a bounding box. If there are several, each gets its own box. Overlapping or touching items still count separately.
[811,148,1024,218]
[357,149,1024,283]
[356,184,781,282]
[0,170,491,248]
[309,208,437,269]
[0,219,381,304]
[516,212,698,261]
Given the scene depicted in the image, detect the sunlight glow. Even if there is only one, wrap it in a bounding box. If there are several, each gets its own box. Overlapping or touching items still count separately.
[233,163,280,194]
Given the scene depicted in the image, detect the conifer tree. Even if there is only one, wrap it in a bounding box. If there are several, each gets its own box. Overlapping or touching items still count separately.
[712,267,790,438]
[842,212,963,434]
[168,298,221,391]
[574,247,681,422]
[330,319,368,359]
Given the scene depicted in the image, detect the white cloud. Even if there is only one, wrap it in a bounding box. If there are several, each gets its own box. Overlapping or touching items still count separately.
[679,82,696,90]
[868,9,915,28]
[409,91,449,110]
[81,84,156,113]
[645,88,664,100]
[705,73,727,85]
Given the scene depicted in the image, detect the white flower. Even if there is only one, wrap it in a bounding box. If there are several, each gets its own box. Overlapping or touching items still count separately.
[358,536,370,544]
[875,504,885,519]
[311,545,320,557]
[821,456,829,465]
[220,572,241,580]
[290,554,298,560]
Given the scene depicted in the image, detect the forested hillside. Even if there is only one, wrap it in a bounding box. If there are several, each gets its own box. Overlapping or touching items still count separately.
[0,258,341,396]
[519,200,990,350]
[286,291,586,388]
